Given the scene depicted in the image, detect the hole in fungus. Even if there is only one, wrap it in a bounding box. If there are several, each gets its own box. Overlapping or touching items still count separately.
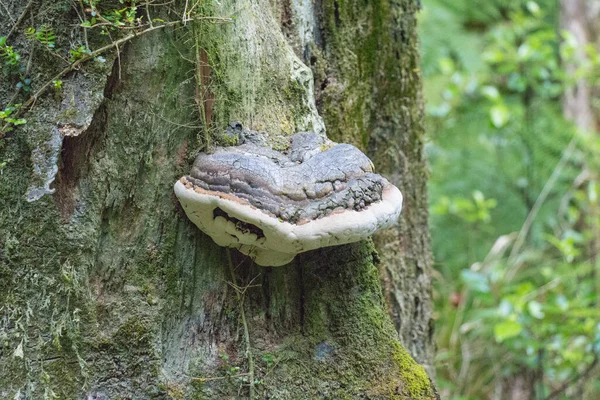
[213,207,265,238]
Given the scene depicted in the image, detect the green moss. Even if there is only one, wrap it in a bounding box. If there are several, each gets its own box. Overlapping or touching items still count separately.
[214,131,240,146]
[316,0,424,148]
[184,241,438,399]
[113,317,152,347]
[392,343,434,398]
[314,0,435,381]
[57,107,78,121]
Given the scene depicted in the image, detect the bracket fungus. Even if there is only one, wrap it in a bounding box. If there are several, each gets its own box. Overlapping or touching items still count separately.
[174,127,403,266]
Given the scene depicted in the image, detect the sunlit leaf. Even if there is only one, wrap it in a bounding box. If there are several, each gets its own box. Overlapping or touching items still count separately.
[528,301,544,319]
[438,58,455,75]
[480,85,500,100]
[490,104,509,128]
[461,269,490,293]
[494,320,523,342]
[527,1,541,16]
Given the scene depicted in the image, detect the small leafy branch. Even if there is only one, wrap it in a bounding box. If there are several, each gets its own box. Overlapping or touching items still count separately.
[0,36,21,67]
[0,5,232,137]
[68,45,92,63]
[190,257,265,396]
[224,250,262,398]
[0,105,26,133]
[25,25,56,49]
[192,352,252,383]
[81,0,141,32]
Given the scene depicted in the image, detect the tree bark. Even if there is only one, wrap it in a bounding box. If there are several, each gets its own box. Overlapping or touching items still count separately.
[277,0,435,374]
[560,0,596,132]
[0,0,436,398]
[559,2,600,399]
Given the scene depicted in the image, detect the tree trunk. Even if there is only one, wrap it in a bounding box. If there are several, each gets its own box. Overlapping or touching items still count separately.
[0,0,436,398]
[559,2,600,398]
[560,0,595,132]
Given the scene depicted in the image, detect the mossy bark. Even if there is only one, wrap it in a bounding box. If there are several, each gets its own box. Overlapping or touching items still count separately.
[0,0,436,398]
[310,0,436,373]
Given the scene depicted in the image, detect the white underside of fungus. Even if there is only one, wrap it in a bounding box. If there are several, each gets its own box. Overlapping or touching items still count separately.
[174,179,402,266]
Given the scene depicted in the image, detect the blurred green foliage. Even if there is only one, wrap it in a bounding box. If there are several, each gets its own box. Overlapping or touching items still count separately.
[421,0,600,398]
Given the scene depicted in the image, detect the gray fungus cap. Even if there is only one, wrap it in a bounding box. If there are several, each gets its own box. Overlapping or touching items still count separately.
[174,130,403,266]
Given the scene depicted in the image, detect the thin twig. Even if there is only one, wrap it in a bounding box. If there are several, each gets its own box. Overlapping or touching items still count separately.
[226,249,255,400]
[145,0,153,27]
[193,22,211,149]
[81,22,146,30]
[506,137,577,278]
[106,30,122,81]
[0,0,15,23]
[74,0,89,50]
[191,372,250,382]
[189,0,203,16]
[262,356,286,379]
[151,112,202,129]
[25,10,35,73]
[145,0,176,6]
[183,0,189,24]
[6,0,34,40]
[544,353,598,400]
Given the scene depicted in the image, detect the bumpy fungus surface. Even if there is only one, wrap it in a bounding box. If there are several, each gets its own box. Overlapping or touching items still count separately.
[174,129,403,266]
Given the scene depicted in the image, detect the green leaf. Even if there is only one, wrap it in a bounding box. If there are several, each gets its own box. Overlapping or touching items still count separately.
[12,118,26,125]
[494,320,523,342]
[527,301,544,319]
[490,104,510,128]
[481,85,500,101]
[24,27,36,40]
[555,295,569,311]
[438,58,455,75]
[461,269,490,293]
[527,1,541,16]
